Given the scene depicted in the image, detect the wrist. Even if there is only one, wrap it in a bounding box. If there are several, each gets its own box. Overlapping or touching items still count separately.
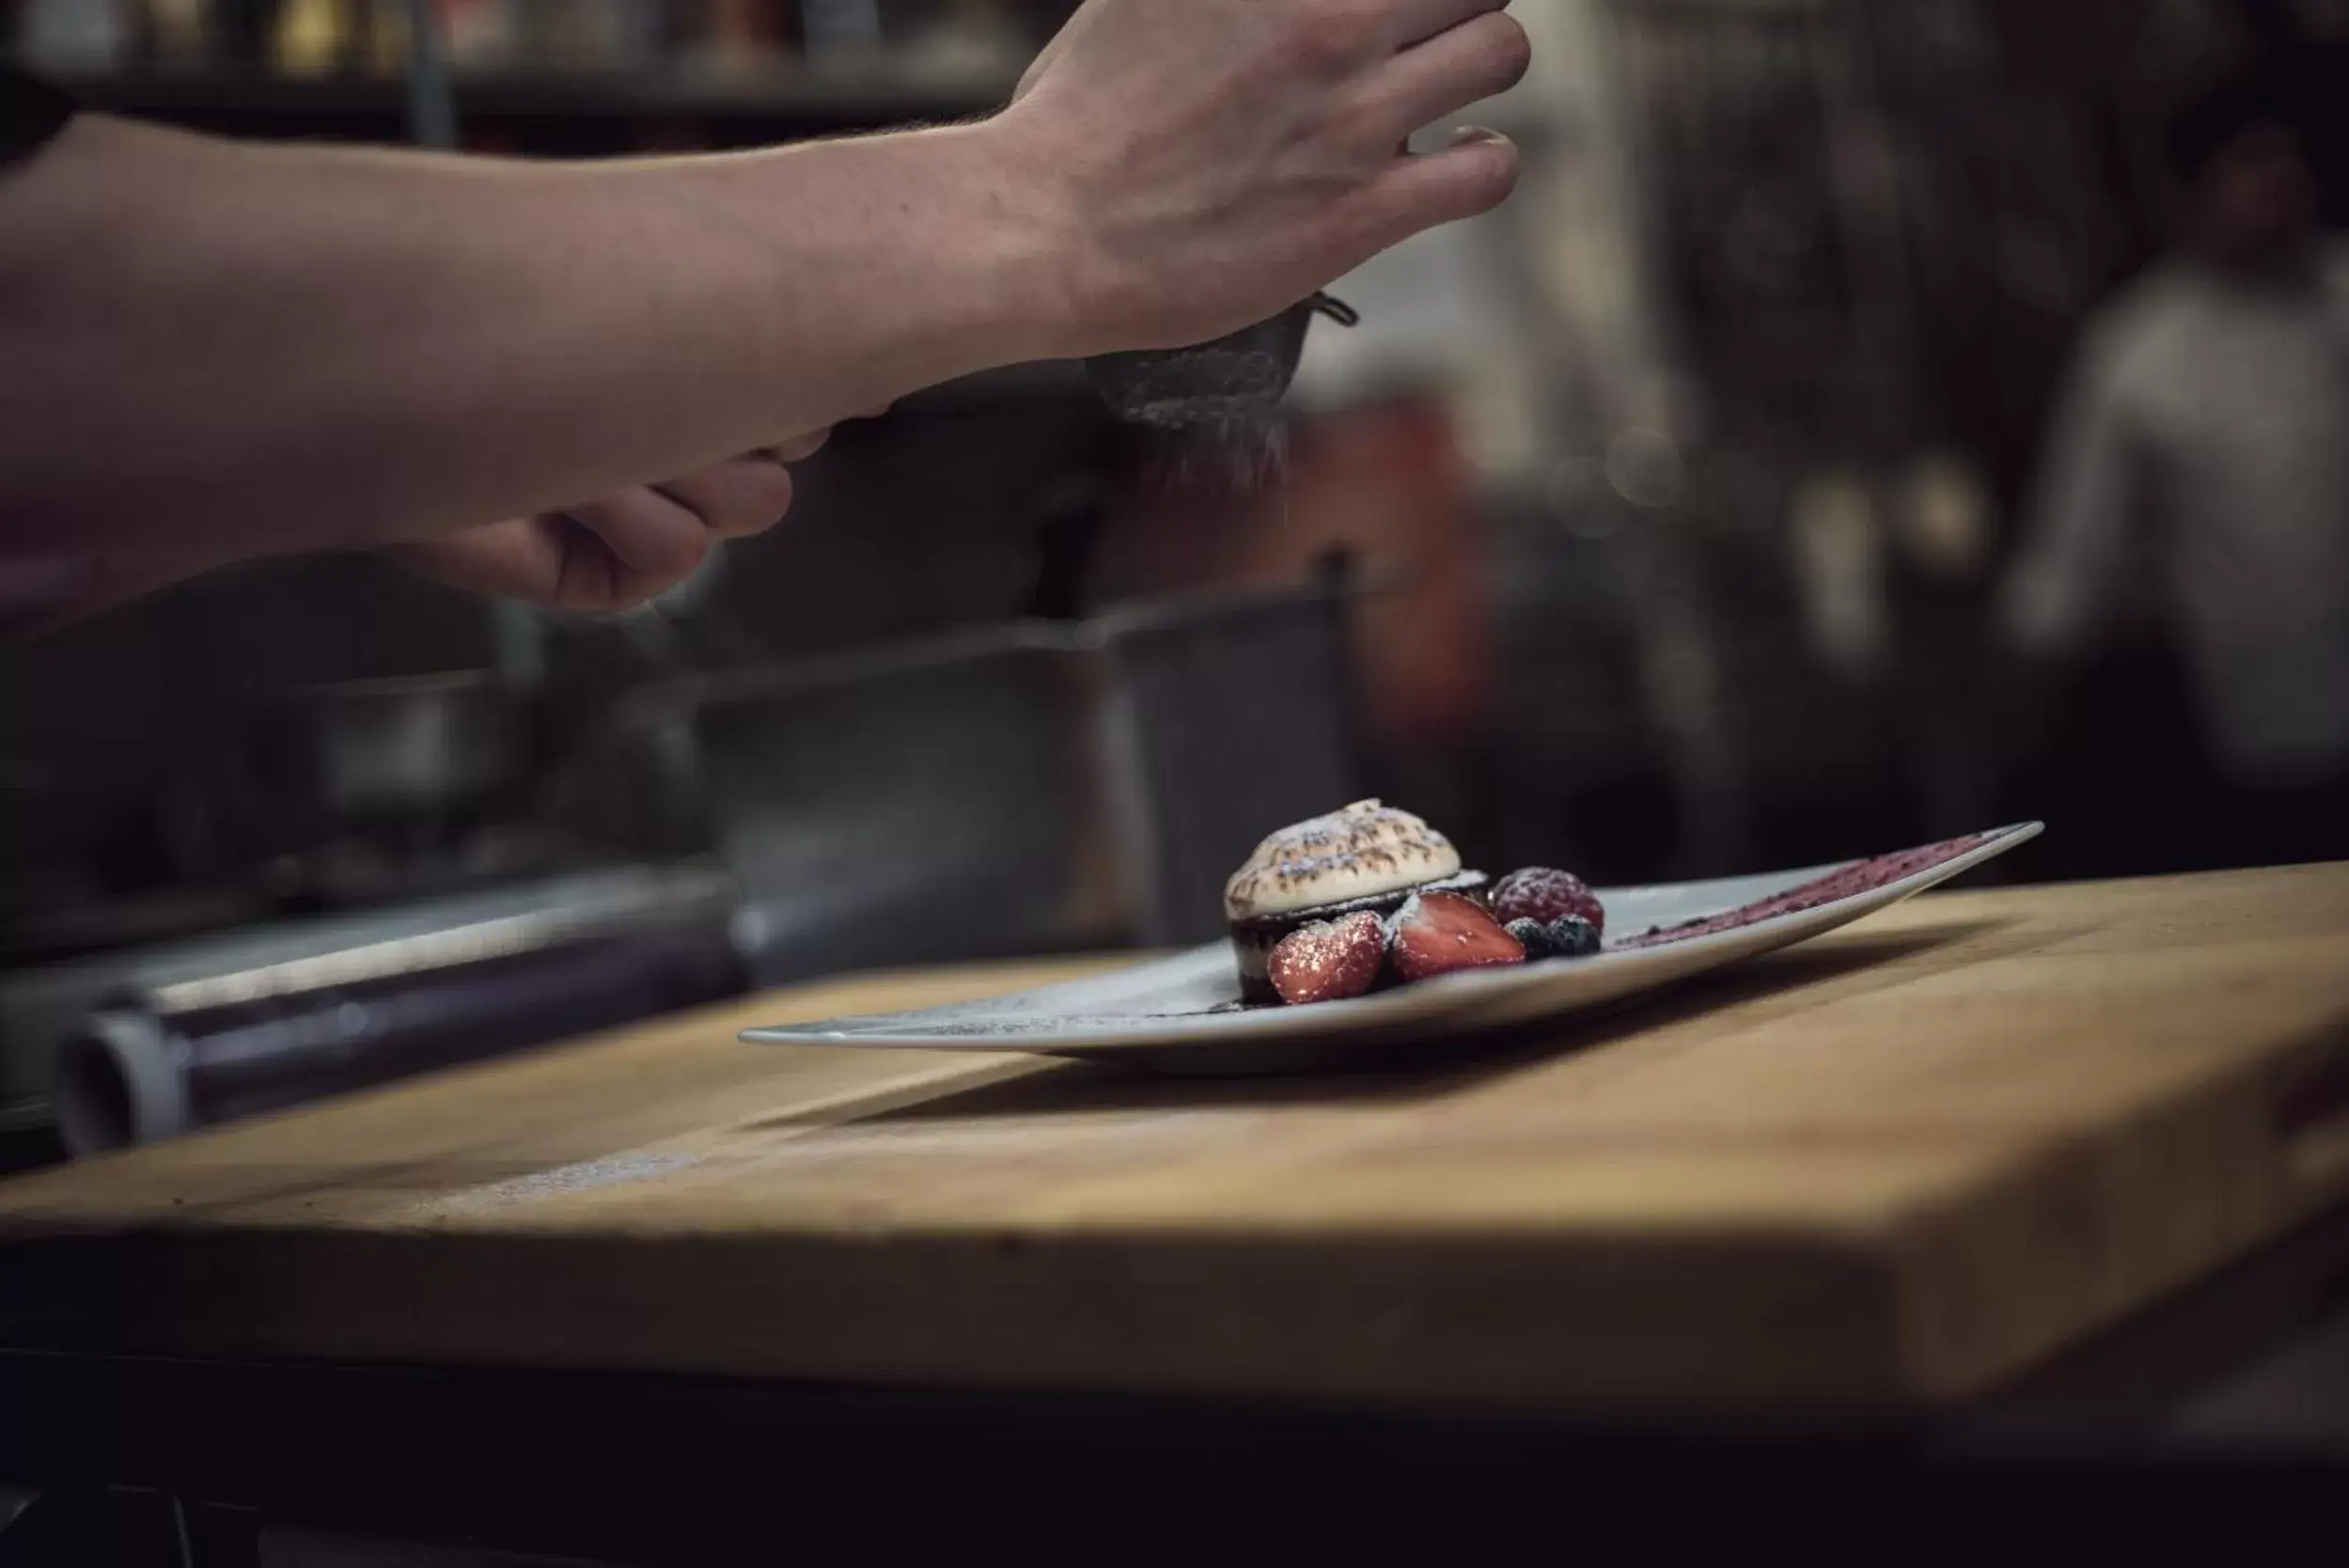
[933,113,1101,365]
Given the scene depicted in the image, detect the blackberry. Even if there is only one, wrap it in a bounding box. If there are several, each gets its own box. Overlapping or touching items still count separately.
[1504,917,1555,956]
[1544,914,1602,957]
[1509,915,1602,959]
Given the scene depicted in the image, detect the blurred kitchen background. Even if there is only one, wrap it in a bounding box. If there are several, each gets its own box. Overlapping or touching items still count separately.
[6,0,2347,1167]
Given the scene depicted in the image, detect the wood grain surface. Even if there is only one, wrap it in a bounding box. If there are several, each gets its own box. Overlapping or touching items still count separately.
[3,864,2346,1414]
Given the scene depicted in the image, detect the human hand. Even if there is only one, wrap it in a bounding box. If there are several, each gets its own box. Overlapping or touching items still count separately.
[999,0,1528,354]
[390,431,830,612]
[0,542,227,640]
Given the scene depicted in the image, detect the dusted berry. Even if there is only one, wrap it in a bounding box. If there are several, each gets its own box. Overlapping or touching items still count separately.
[1543,914,1602,957]
[1389,891,1526,982]
[1508,915,1602,959]
[1504,917,1558,956]
[1266,911,1386,1006]
[1491,867,1605,935]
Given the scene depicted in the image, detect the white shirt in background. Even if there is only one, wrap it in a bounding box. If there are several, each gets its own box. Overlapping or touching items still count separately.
[2002,247,2349,787]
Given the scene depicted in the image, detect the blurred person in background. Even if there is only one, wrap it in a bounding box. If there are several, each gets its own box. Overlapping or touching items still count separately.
[1998,60,2349,869]
[0,0,1528,635]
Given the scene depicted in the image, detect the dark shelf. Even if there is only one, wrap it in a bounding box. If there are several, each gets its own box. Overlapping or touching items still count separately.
[52,61,1019,137]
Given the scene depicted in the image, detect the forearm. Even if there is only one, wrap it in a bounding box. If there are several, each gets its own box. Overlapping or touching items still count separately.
[2,0,1533,575]
[0,114,1077,557]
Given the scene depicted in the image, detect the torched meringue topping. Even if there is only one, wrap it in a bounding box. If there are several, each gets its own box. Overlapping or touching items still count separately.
[1223,800,1464,920]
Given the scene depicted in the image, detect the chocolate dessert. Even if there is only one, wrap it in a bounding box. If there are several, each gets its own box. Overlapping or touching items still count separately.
[1222,800,1489,1003]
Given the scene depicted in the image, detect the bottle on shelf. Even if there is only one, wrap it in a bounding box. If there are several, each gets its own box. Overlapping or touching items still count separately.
[797,0,882,61]
[142,0,212,67]
[18,0,134,72]
[695,0,793,73]
[272,0,348,75]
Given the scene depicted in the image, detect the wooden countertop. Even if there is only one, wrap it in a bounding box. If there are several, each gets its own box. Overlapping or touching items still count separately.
[3,863,2346,1415]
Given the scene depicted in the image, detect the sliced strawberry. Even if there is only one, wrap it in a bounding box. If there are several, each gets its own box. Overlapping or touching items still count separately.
[1266,911,1386,1006]
[1388,890,1526,982]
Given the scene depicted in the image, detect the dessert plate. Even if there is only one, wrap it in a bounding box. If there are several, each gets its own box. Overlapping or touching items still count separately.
[743,823,2042,1074]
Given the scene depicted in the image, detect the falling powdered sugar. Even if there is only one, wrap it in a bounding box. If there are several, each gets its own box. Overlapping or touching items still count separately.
[1144,416,1292,493]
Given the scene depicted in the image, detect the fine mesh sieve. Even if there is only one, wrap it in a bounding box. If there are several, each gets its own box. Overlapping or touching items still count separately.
[1084,292,1359,431]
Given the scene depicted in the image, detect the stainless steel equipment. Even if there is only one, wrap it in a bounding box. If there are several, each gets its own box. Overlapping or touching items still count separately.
[1085,293,1360,431]
[9,863,738,1156]
[571,577,1370,983]
[251,671,528,838]
[5,584,1368,1157]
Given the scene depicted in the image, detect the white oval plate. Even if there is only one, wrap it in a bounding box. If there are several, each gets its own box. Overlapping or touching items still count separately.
[743,823,2043,1075]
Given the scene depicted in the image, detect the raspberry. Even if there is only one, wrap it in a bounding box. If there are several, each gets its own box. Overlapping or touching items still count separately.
[1491,867,1605,935]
